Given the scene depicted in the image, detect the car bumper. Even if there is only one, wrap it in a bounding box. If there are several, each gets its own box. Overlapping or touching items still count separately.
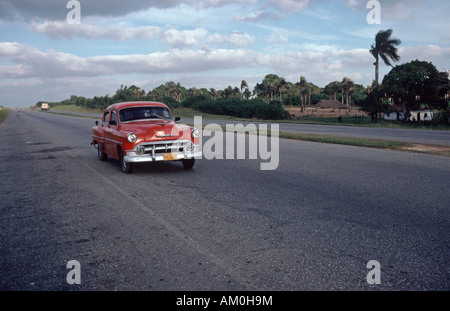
[124,140,202,163]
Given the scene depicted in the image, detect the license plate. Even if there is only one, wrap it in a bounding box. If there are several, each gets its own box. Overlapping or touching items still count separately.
[163,153,177,161]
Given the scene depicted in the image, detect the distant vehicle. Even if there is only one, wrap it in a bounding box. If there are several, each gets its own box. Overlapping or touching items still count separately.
[91,101,202,173]
[41,103,49,111]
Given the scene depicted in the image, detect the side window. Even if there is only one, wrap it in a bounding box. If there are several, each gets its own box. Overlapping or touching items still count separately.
[162,109,171,119]
[103,111,110,124]
[110,111,117,125]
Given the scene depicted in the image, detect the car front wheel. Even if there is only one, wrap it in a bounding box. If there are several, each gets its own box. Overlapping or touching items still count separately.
[120,149,134,174]
[182,158,195,169]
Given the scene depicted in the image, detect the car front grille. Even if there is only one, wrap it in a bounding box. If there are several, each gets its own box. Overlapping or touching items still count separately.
[139,140,188,156]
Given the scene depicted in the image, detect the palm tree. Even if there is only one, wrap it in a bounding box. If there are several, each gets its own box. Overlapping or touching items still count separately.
[243,88,251,100]
[170,83,182,102]
[224,86,233,99]
[331,81,341,100]
[298,76,307,112]
[164,82,170,97]
[300,87,309,109]
[240,80,248,94]
[278,78,287,103]
[210,88,216,100]
[370,29,401,89]
[341,77,354,107]
[233,86,240,98]
[170,88,177,101]
[174,82,182,101]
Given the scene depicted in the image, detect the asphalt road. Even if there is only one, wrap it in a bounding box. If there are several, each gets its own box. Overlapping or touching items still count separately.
[1,109,449,291]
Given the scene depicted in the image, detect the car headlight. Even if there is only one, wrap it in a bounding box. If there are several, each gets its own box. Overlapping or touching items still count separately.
[191,128,200,139]
[127,132,137,143]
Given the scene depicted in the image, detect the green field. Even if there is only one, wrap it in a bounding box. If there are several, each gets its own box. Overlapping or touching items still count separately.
[0,107,10,124]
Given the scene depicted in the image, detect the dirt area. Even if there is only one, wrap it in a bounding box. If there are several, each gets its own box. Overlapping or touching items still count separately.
[402,144,450,156]
[286,107,367,118]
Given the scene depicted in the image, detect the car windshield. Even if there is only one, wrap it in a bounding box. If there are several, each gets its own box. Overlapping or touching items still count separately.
[119,106,173,123]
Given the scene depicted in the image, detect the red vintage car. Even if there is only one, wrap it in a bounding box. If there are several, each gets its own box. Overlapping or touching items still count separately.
[91,101,202,173]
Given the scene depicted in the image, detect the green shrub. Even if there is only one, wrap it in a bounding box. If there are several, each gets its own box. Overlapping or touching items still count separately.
[161,96,180,109]
[181,95,208,108]
[189,98,288,120]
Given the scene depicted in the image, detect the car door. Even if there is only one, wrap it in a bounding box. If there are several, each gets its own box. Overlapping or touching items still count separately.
[104,110,119,159]
[98,111,110,154]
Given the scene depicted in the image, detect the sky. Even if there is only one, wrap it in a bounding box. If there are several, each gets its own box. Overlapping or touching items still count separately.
[0,0,449,108]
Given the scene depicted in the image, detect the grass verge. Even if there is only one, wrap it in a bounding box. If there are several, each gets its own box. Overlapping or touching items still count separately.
[0,108,10,124]
[276,131,450,156]
[279,131,410,150]
[292,115,450,130]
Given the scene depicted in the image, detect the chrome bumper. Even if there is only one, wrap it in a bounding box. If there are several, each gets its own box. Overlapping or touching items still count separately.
[124,140,202,163]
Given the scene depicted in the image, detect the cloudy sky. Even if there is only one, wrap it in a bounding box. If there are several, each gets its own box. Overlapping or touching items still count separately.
[1,0,449,108]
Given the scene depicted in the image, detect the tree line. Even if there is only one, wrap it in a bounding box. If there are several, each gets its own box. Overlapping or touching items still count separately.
[35,76,369,116]
[36,29,449,123]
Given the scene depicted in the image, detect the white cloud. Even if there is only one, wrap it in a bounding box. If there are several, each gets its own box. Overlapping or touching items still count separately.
[266,30,290,44]
[206,31,255,46]
[345,0,359,10]
[186,0,255,9]
[269,0,310,12]
[399,45,450,64]
[0,42,101,78]
[3,41,448,82]
[234,0,311,21]
[29,20,162,41]
[0,0,182,21]
[162,28,208,47]
[0,42,23,56]
[0,0,256,22]
[233,11,279,22]
[0,42,258,78]
[29,21,255,48]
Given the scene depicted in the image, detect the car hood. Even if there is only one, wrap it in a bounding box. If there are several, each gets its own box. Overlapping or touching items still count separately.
[118,120,192,141]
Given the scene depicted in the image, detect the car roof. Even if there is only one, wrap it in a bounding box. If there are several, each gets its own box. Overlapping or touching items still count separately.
[106,101,169,111]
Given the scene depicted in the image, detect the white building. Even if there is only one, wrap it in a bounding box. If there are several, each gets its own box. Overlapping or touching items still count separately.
[384,110,434,122]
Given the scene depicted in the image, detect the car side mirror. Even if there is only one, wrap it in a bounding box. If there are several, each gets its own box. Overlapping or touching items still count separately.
[95,121,99,126]
[175,117,181,121]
